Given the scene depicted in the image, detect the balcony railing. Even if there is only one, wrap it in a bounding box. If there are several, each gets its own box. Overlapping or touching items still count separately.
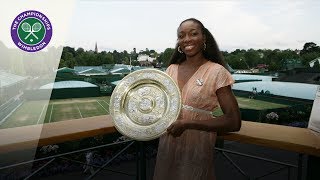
[0,115,319,179]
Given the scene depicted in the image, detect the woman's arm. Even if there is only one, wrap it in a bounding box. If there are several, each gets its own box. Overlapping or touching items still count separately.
[167,85,241,137]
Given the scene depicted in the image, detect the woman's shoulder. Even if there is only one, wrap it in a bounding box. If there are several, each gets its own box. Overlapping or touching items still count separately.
[166,64,178,70]
[165,64,178,73]
[168,63,179,67]
[206,61,225,70]
[206,61,232,77]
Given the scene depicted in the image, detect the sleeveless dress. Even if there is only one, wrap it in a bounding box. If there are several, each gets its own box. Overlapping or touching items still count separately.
[153,61,234,180]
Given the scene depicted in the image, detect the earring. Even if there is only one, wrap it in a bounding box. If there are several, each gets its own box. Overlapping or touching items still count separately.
[203,42,206,50]
[178,46,183,54]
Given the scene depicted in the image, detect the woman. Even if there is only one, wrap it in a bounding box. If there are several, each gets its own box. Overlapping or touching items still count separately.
[153,18,241,180]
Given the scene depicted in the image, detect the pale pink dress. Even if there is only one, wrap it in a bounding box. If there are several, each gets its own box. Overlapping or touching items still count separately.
[153,61,234,180]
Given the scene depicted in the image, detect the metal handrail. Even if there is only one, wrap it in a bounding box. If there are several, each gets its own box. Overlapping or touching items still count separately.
[0,140,133,170]
[1,140,138,180]
[215,146,300,180]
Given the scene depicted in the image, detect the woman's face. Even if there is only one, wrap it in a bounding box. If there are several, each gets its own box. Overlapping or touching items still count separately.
[177,20,205,57]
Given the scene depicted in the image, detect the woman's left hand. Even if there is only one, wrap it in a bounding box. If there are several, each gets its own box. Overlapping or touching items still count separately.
[167,121,187,137]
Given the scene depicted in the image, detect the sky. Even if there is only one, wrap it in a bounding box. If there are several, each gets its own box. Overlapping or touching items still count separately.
[1,0,320,53]
[50,0,320,53]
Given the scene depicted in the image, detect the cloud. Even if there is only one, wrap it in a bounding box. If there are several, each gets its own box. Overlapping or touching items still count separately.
[65,1,320,52]
[204,1,320,51]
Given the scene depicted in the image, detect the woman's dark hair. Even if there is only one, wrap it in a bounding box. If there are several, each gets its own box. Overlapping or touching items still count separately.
[169,18,226,68]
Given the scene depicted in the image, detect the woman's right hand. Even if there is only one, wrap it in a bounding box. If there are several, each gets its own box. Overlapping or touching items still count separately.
[167,120,187,137]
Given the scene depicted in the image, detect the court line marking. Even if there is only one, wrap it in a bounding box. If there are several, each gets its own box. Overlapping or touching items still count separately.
[102,99,110,106]
[76,103,83,118]
[37,104,47,124]
[97,100,108,113]
[0,100,24,126]
[48,104,54,123]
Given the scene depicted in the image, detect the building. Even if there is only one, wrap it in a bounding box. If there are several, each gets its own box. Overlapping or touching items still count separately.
[40,81,100,99]
[95,42,98,53]
[282,59,304,70]
[137,54,156,66]
[0,71,27,103]
[309,57,320,68]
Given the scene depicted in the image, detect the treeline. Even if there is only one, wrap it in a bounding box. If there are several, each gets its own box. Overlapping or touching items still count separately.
[59,42,320,70]
[223,42,320,70]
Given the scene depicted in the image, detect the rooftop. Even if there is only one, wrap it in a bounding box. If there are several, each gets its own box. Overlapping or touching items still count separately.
[0,71,27,88]
[232,81,319,100]
[40,80,98,89]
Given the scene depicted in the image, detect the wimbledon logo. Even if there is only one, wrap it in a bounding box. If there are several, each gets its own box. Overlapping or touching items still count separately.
[11,10,52,52]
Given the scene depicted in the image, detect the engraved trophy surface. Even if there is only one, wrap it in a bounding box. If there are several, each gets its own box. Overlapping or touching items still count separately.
[109,69,181,141]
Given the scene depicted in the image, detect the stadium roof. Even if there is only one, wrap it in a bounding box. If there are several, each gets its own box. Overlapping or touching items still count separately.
[110,68,131,74]
[40,80,98,89]
[113,64,132,70]
[75,64,133,75]
[78,68,106,74]
[0,71,27,88]
[74,66,106,72]
[111,80,121,86]
[226,64,235,73]
[57,67,77,73]
[309,57,320,67]
[232,74,276,81]
[132,66,147,71]
[232,81,319,100]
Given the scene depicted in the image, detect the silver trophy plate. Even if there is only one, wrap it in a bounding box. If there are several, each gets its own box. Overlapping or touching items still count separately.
[109,69,181,141]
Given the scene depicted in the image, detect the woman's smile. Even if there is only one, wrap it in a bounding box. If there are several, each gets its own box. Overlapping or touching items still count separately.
[184,45,195,51]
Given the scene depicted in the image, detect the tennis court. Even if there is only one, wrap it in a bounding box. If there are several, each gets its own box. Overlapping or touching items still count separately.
[0,95,290,129]
[0,96,111,129]
[236,97,289,110]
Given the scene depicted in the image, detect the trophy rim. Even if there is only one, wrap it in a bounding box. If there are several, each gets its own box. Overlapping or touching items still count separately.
[109,68,181,141]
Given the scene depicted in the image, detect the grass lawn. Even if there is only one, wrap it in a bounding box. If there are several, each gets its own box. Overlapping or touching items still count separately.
[1,96,110,129]
[0,96,290,129]
[0,100,48,129]
[236,97,288,110]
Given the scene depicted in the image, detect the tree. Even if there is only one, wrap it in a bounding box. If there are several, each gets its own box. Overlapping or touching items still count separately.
[62,52,75,67]
[268,61,278,71]
[278,49,299,60]
[244,49,261,67]
[301,51,320,65]
[158,48,175,67]
[301,42,319,55]
[225,54,247,69]
[300,42,320,65]
[76,47,85,54]
[113,50,121,64]
[105,52,114,64]
[313,60,320,69]
[63,46,76,56]
[59,58,66,68]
